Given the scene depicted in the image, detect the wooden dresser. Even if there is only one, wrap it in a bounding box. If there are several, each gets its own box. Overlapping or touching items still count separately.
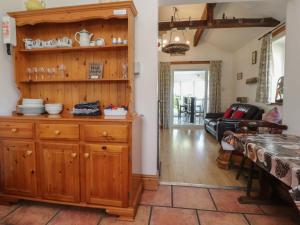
[0,2,142,220]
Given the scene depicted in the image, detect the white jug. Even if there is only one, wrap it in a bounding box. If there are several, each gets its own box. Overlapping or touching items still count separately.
[75,29,94,47]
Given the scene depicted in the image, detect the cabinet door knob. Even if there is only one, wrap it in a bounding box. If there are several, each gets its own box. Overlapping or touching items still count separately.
[71,153,77,158]
[54,130,61,135]
[102,131,108,137]
[26,150,33,156]
[84,153,90,159]
[11,128,18,133]
[102,146,107,150]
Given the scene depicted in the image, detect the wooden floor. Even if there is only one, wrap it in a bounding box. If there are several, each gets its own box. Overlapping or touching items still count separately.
[159,127,247,187]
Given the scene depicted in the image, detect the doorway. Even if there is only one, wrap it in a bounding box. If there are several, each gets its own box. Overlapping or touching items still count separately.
[171,69,208,127]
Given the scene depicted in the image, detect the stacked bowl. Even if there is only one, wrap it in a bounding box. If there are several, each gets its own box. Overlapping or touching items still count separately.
[45,104,63,115]
[18,99,45,116]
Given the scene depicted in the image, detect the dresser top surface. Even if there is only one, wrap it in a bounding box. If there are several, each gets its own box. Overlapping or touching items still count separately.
[0,113,137,123]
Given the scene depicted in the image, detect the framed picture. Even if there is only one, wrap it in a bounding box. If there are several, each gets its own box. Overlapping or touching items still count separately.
[252,51,257,64]
[88,62,104,80]
[237,72,243,80]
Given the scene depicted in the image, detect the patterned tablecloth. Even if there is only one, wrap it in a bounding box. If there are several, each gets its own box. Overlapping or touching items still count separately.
[223,133,300,210]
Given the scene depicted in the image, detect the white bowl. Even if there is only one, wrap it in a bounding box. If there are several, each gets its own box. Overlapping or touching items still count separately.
[46,108,63,115]
[45,103,63,108]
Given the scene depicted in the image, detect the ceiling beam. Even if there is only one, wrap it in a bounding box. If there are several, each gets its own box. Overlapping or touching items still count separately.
[193,3,216,47]
[159,17,280,31]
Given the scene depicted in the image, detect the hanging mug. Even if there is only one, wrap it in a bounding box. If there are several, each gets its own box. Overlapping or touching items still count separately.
[96,38,105,46]
[23,38,33,49]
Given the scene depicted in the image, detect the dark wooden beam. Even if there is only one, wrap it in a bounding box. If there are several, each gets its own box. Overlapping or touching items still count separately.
[159,17,280,31]
[207,3,216,24]
[194,3,216,47]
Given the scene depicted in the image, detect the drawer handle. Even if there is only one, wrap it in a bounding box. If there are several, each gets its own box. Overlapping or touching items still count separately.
[26,150,33,156]
[54,130,61,135]
[11,128,18,133]
[102,131,108,137]
[84,153,90,159]
[71,153,77,158]
[102,146,107,150]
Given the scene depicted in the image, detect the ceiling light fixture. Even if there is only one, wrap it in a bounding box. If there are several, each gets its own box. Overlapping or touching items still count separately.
[162,7,190,55]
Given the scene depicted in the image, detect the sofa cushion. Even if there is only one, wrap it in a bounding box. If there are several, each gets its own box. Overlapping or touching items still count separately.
[231,110,245,119]
[223,108,233,118]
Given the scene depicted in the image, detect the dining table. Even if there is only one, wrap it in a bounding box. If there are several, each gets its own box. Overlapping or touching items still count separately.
[224,133,300,212]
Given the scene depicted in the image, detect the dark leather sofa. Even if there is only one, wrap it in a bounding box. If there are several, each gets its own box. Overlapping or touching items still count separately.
[204,103,264,142]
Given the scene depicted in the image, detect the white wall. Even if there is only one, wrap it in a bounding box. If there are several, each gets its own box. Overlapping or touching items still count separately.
[2,0,159,175]
[284,0,300,135]
[160,31,235,111]
[0,0,23,115]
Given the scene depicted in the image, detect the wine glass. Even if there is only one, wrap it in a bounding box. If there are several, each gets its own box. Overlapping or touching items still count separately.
[32,67,38,80]
[122,63,128,79]
[58,64,66,79]
[27,68,33,81]
[38,67,45,80]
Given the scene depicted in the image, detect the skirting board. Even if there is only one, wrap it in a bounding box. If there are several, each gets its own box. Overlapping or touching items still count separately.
[141,174,159,191]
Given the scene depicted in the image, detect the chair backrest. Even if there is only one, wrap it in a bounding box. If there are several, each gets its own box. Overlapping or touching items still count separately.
[237,120,288,134]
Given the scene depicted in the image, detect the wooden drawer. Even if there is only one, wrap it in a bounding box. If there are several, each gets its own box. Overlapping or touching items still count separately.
[83,124,128,142]
[38,124,79,140]
[0,122,33,139]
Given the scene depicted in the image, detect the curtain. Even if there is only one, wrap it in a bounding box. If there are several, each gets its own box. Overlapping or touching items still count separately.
[159,62,171,129]
[209,61,222,113]
[256,34,273,103]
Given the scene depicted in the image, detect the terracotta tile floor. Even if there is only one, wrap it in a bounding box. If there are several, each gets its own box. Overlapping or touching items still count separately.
[0,185,299,225]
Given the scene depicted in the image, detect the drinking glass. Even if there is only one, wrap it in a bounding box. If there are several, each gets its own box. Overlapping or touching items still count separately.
[33,67,38,80]
[122,63,128,79]
[38,67,45,80]
[27,68,33,81]
[58,64,66,79]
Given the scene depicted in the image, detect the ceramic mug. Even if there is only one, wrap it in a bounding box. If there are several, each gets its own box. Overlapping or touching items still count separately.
[112,37,117,44]
[60,37,72,47]
[23,38,33,49]
[117,37,122,44]
[33,39,43,48]
[45,39,57,48]
[96,38,105,46]
[90,41,96,47]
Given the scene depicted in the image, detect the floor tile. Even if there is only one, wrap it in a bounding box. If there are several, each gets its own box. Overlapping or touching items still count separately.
[209,189,263,214]
[173,186,216,210]
[258,205,298,217]
[0,203,59,225]
[100,206,150,225]
[246,214,298,225]
[0,204,20,220]
[197,210,249,225]
[48,207,103,225]
[141,185,171,207]
[150,207,198,225]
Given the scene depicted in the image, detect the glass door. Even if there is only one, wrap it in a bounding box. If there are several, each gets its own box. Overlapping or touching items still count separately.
[171,70,208,126]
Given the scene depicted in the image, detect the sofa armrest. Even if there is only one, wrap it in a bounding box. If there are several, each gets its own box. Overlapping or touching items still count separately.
[205,112,224,119]
[216,120,240,142]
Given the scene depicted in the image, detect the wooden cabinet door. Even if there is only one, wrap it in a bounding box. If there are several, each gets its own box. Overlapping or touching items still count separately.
[38,142,80,202]
[84,144,129,207]
[0,141,36,196]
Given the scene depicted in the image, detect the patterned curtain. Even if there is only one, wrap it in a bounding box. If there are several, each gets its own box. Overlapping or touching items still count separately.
[159,62,171,129]
[256,34,272,103]
[209,61,222,113]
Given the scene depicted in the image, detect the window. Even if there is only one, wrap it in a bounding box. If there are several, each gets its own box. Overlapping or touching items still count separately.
[270,35,285,103]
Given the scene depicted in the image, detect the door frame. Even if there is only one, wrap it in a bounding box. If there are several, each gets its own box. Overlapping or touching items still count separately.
[170,64,209,128]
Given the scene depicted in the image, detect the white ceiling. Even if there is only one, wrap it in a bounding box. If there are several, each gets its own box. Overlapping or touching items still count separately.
[159,0,287,52]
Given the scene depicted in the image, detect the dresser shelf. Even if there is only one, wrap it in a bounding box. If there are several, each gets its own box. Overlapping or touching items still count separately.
[19,79,129,83]
[17,44,128,53]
